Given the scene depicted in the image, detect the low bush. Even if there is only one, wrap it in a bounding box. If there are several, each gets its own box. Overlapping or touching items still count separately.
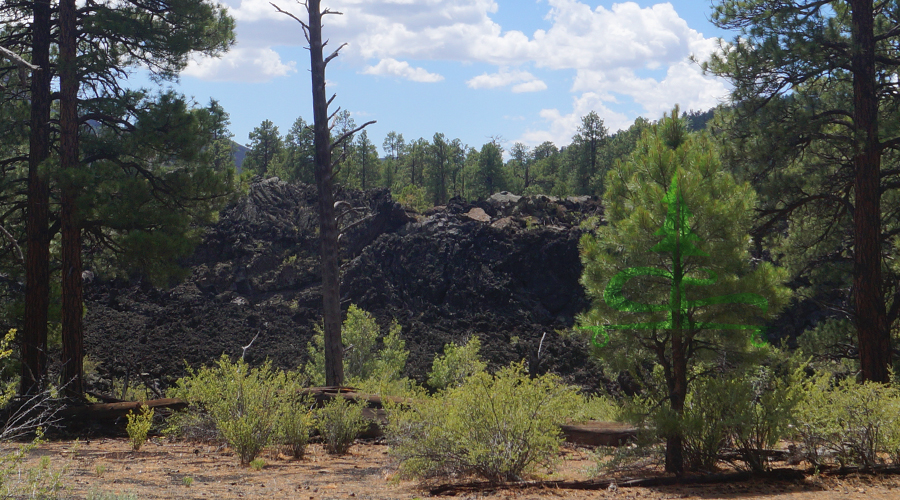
[726,366,803,472]
[426,336,487,390]
[794,375,900,469]
[126,405,154,451]
[315,397,368,455]
[612,363,802,473]
[277,386,314,459]
[387,362,580,483]
[304,305,414,397]
[169,355,287,465]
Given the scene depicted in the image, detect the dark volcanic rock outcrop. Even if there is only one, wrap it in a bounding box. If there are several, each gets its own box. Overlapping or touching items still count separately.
[84,179,606,392]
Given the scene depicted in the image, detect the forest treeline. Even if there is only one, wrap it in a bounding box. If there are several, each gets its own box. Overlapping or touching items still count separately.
[238,109,715,209]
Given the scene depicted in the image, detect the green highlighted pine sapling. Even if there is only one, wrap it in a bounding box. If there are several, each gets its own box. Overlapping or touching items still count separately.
[578,108,791,474]
[584,174,769,349]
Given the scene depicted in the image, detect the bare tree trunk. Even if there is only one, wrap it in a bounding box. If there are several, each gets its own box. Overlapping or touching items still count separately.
[274,0,374,386]
[851,0,890,383]
[307,0,344,387]
[59,0,84,399]
[22,0,52,394]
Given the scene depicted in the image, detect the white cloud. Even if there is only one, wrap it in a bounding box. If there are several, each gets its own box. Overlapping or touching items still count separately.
[227,0,290,22]
[208,0,731,142]
[182,47,296,82]
[466,68,545,92]
[512,80,548,93]
[362,58,444,82]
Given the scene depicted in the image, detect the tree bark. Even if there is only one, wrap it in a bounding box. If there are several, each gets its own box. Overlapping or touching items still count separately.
[21,0,52,394]
[850,0,890,383]
[307,0,344,386]
[60,0,84,398]
[665,189,686,475]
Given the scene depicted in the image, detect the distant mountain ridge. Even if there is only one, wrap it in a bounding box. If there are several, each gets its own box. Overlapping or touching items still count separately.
[232,141,249,172]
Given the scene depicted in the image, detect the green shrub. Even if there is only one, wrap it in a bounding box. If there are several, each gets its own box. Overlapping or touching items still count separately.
[126,405,154,451]
[315,397,368,455]
[396,184,430,212]
[387,362,580,483]
[169,355,286,465]
[795,375,900,469]
[618,364,802,473]
[277,387,314,459]
[653,376,736,472]
[726,365,803,472]
[304,305,411,395]
[571,393,621,423]
[426,336,487,390]
[162,407,220,443]
[110,377,153,402]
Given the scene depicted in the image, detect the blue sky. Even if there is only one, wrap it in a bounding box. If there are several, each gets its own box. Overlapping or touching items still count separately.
[135,0,739,153]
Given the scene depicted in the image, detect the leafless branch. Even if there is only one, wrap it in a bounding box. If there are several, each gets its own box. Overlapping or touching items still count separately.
[338,214,375,240]
[331,120,376,150]
[328,106,342,126]
[242,330,261,360]
[0,222,23,266]
[324,42,348,65]
[269,2,310,31]
[0,45,38,71]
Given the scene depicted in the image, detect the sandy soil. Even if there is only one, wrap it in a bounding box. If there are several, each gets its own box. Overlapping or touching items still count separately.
[12,439,900,500]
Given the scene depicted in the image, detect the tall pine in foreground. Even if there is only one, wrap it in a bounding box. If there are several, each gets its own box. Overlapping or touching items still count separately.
[1,0,235,396]
[578,110,790,475]
[708,0,900,383]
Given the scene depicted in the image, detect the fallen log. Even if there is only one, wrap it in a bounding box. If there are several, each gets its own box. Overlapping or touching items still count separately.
[60,398,188,420]
[300,386,410,408]
[560,421,636,447]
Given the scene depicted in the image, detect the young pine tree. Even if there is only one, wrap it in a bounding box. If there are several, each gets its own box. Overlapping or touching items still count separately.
[578,109,791,475]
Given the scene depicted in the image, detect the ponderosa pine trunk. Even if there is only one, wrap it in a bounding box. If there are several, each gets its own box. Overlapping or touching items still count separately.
[307,0,344,387]
[21,0,52,394]
[665,202,687,476]
[850,0,890,383]
[59,0,84,398]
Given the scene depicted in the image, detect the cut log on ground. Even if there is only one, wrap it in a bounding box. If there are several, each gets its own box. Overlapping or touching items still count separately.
[60,398,187,420]
[560,421,636,446]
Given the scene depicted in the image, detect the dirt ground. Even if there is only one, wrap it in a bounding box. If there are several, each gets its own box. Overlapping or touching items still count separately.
[10,439,900,500]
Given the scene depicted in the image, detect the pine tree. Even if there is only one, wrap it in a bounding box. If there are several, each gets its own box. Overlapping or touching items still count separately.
[578,110,790,474]
[427,132,450,205]
[708,0,900,382]
[203,99,236,173]
[243,120,284,178]
[571,111,608,195]
[274,116,315,184]
[273,0,374,386]
[1,0,235,395]
[476,140,504,198]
